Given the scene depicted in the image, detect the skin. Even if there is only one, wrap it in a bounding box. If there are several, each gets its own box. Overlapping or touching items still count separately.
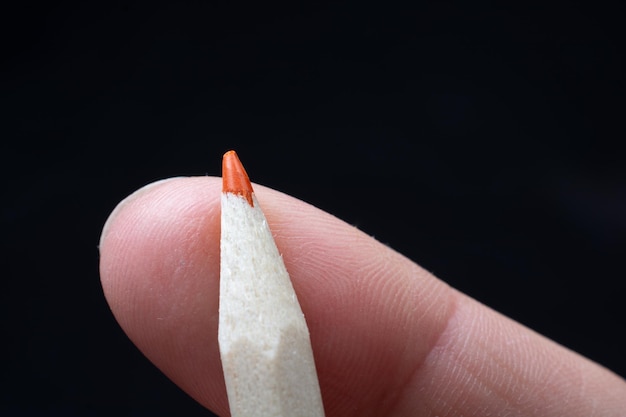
[99,177,626,417]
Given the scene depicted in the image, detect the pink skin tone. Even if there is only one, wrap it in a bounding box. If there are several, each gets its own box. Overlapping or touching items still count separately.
[99,177,626,417]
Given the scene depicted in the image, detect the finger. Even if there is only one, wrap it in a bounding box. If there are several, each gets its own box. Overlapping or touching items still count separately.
[99,177,626,417]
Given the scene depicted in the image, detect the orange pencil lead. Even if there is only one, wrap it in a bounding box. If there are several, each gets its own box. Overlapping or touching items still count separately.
[222,150,254,206]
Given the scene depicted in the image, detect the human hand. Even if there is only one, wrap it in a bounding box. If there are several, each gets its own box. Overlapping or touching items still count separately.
[99,177,626,416]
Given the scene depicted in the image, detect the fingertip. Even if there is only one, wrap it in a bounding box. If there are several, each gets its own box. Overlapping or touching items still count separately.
[98,176,223,325]
[97,177,455,416]
[98,176,228,413]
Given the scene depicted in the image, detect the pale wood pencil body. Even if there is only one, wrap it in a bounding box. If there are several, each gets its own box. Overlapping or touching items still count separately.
[219,192,325,417]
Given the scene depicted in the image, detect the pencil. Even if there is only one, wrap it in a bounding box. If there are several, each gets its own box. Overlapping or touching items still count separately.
[218,150,325,417]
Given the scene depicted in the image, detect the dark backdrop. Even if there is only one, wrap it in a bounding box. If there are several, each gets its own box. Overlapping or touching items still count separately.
[2,1,625,416]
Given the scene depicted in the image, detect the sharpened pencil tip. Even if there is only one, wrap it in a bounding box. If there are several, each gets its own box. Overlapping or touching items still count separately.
[222,150,254,206]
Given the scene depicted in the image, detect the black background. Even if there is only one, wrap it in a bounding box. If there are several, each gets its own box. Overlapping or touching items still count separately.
[2,1,625,416]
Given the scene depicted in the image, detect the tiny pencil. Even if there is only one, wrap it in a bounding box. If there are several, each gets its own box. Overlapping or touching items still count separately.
[218,150,325,417]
